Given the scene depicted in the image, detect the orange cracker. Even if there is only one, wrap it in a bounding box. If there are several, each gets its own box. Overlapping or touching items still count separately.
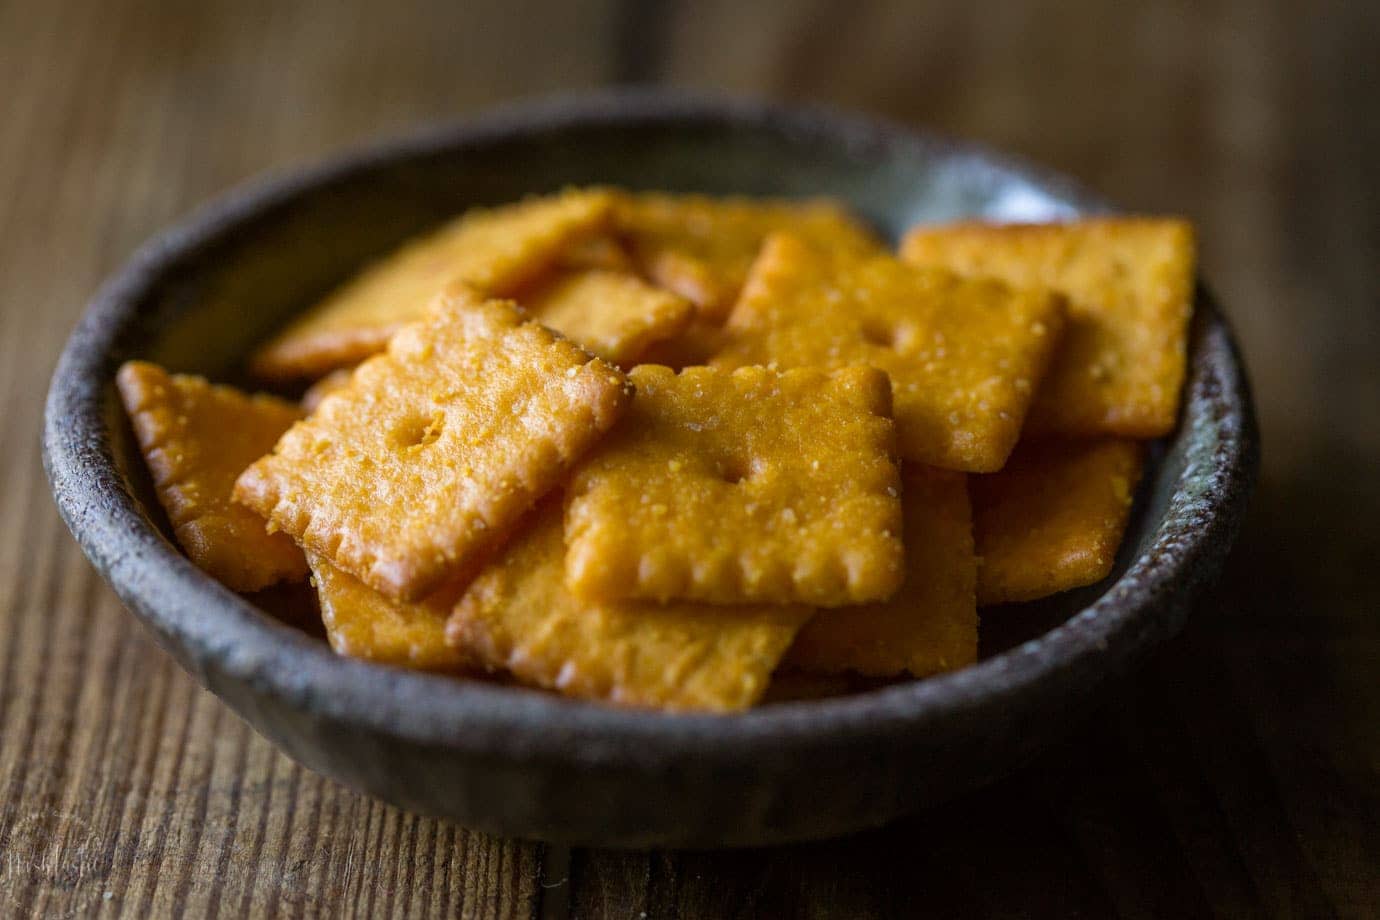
[308,552,468,672]
[249,189,614,381]
[713,234,1067,472]
[519,268,694,365]
[115,361,307,592]
[448,503,812,712]
[300,367,354,413]
[234,289,632,602]
[614,192,883,320]
[971,438,1145,605]
[565,364,903,607]
[786,465,977,677]
[901,218,1196,437]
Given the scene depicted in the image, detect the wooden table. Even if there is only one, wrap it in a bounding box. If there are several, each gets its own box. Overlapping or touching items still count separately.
[2,1,1376,916]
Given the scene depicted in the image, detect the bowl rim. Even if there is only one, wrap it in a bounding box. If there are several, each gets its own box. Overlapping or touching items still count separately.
[43,89,1258,769]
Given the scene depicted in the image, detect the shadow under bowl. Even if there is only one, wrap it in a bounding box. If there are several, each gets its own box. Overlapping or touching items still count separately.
[43,91,1258,848]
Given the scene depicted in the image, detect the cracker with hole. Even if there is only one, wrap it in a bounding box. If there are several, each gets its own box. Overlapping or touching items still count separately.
[234,289,633,602]
[786,465,977,677]
[565,364,903,607]
[308,552,469,672]
[249,188,615,381]
[519,268,694,365]
[614,192,884,320]
[713,234,1067,473]
[972,438,1144,605]
[448,502,812,712]
[116,361,308,592]
[901,218,1195,437]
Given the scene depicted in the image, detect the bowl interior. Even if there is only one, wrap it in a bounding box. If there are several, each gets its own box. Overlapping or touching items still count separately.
[102,100,1169,698]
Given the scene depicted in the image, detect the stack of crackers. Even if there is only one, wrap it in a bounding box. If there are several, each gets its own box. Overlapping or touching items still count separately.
[116,188,1195,712]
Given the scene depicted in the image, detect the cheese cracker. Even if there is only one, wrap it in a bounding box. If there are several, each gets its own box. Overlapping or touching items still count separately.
[519,268,693,365]
[714,234,1067,472]
[786,465,977,677]
[901,218,1195,437]
[249,189,614,380]
[614,192,883,320]
[565,365,903,607]
[309,552,468,671]
[116,361,307,592]
[971,438,1145,605]
[448,503,811,712]
[234,289,632,602]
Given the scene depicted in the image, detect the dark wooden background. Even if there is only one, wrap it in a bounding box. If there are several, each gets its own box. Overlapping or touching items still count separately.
[2,0,1376,916]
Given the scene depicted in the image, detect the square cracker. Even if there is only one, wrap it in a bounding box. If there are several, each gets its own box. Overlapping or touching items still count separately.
[565,364,903,607]
[234,289,632,602]
[713,234,1067,473]
[249,189,614,381]
[308,552,468,671]
[116,361,307,592]
[901,218,1196,437]
[614,192,883,320]
[785,465,977,677]
[518,268,693,365]
[971,438,1145,605]
[448,502,812,712]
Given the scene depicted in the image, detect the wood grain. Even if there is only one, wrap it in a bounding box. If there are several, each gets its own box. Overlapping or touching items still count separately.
[1,0,1376,917]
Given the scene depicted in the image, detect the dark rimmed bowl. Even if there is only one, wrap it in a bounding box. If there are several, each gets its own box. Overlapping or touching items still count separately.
[43,91,1258,848]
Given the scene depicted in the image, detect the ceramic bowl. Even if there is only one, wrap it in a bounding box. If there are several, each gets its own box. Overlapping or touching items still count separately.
[43,91,1258,847]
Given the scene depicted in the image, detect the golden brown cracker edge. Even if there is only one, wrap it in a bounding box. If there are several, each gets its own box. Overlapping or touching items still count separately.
[786,465,977,678]
[309,551,470,672]
[448,502,812,712]
[714,234,1067,472]
[116,361,308,592]
[972,438,1145,605]
[249,188,616,381]
[234,290,632,602]
[901,218,1195,438]
[565,364,903,607]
